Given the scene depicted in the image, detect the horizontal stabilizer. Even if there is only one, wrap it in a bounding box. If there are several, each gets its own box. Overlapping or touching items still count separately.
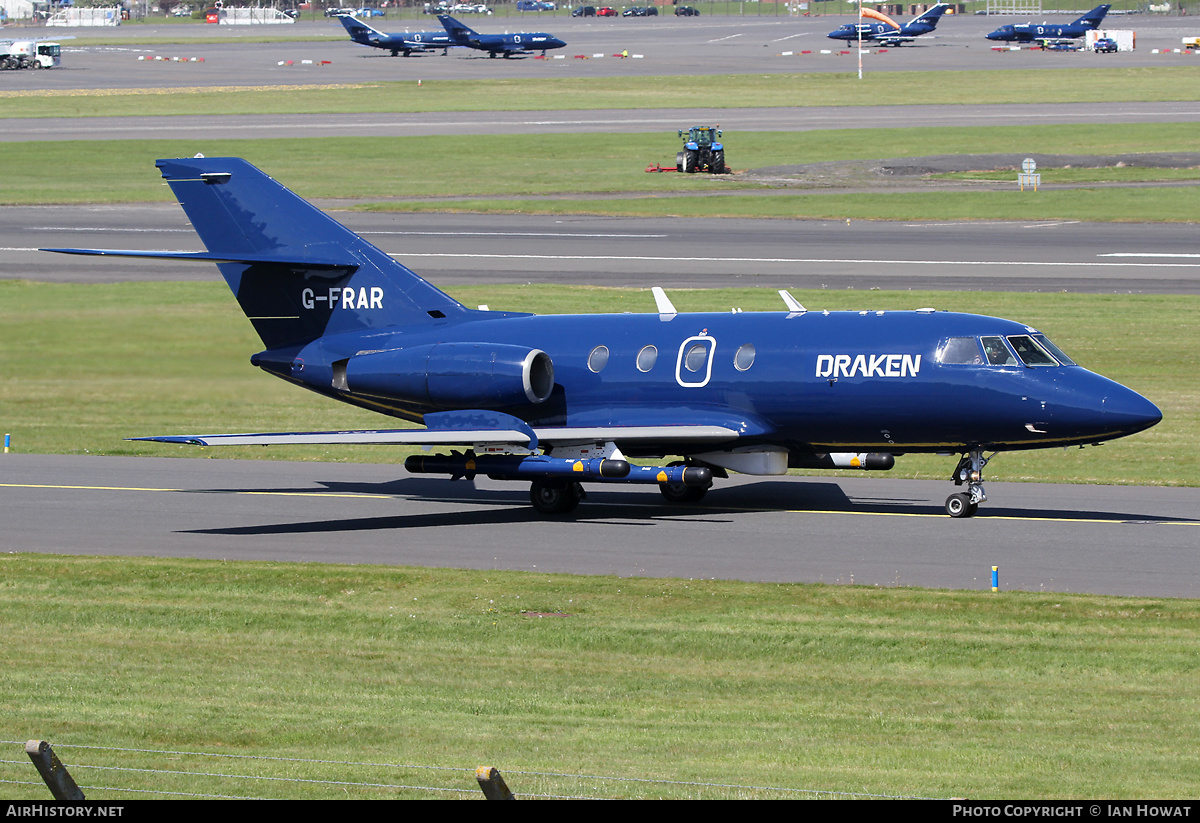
[41,247,359,271]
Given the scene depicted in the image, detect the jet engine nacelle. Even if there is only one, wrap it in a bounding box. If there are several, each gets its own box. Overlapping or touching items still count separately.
[345,342,555,408]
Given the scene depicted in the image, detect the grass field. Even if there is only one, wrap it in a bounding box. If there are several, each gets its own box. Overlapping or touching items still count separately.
[7,68,1200,117]
[2,555,1199,799]
[3,123,1200,226]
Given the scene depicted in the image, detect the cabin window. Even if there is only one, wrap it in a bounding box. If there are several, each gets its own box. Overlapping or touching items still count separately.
[684,343,708,372]
[980,336,1017,366]
[1007,335,1059,367]
[734,343,756,371]
[636,345,657,372]
[587,345,609,373]
[937,337,983,365]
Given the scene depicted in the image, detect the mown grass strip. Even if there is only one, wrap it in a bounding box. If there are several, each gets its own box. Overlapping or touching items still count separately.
[1,555,1199,799]
[3,123,1200,211]
[6,67,1200,117]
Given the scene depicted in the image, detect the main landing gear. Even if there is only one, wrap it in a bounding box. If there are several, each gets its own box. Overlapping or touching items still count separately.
[946,449,991,518]
[530,479,584,515]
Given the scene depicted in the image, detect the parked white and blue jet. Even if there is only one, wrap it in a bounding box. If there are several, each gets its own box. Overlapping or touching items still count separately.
[336,13,454,56]
[827,3,950,46]
[437,14,566,57]
[986,4,1110,43]
[43,158,1161,518]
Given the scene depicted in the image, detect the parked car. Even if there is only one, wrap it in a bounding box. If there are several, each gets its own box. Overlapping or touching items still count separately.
[571,4,596,13]
[1093,37,1118,52]
[622,6,645,15]
[597,6,616,15]
[675,5,698,15]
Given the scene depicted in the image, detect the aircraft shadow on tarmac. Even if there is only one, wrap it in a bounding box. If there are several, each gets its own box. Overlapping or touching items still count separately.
[179,477,1197,536]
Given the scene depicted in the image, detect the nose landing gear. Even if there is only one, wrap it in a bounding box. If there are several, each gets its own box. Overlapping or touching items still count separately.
[947,450,991,518]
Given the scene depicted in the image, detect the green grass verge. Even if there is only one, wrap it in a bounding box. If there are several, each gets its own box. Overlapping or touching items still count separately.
[2,555,1199,799]
[6,67,1200,117]
[1,281,1192,487]
[3,123,1200,223]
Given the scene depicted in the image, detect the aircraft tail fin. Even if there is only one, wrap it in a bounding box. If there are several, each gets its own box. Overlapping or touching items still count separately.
[159,157,468,349]
[337,13,382,43]
[437,14,477,43]
[913,2,949,27]
[1075,3,1111,27]
[49,158,469,351]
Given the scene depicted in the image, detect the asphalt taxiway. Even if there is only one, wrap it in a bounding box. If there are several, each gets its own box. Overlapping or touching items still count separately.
[8,207,1200,293]
[4,454,1197,597]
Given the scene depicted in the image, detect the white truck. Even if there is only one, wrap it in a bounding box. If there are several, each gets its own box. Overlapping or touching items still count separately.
[0,38,66,69]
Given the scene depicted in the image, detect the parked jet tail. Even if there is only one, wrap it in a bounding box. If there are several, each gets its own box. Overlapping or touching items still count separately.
[47,157,470,349]
[911,2,949,28]
[1075,4,1111,27]
[438,15,478,43]
[338,14,384,45]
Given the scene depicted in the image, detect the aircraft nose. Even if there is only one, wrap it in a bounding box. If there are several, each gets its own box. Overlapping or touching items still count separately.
[985,30,1000,40]
[1044,375,1162,443]
[1100,384,1162,436]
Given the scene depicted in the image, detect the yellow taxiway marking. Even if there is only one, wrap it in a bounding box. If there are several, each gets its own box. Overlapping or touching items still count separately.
[2,482,1194,526]
[0,483,390,500]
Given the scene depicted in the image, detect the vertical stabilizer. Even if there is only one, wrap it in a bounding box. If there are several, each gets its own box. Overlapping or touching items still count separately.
[155,157,467,349]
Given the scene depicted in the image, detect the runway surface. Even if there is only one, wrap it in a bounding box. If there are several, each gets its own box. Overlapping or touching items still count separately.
[8,207,1200,293]
[4,454,1198,597]
[6,14,1199,92]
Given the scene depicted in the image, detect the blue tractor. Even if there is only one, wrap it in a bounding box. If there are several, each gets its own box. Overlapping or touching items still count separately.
[675,126,726,174]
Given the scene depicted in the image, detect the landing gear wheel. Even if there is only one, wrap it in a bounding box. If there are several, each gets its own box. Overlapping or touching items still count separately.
[658,461,712,503]
[530,480,583,515]
[945,493,978,519]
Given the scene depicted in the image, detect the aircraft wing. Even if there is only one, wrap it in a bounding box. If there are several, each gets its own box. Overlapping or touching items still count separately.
[131,424,741,448]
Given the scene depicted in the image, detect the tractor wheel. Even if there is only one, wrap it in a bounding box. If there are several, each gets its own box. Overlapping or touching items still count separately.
[710,150,726,174]
[683,150,698,173]
[676,152,685,172]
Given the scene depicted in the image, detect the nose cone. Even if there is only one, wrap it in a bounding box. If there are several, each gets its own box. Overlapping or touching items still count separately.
[986,30,1001,40]
[1044,372,1162,444]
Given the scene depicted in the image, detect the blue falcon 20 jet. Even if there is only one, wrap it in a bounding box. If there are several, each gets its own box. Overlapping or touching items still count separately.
[437,14,566,57]
[44,158,1161,518]
[336,13,454,57]
[827,3,950,46]
[985,4,1110,43]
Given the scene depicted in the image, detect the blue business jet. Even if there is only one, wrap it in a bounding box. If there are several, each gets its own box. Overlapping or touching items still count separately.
[985,4,1110,43]
[437,14,566,57]
[336,13,454,57]
[827,3,950,46]
[44,158,1161,518]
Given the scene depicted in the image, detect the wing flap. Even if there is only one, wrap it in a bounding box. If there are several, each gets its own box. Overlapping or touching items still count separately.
[130,424,740,449]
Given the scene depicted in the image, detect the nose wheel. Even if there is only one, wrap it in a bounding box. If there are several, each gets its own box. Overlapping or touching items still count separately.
[946,450,991,518]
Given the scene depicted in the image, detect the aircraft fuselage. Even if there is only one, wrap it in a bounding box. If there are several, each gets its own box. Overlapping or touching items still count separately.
[253,308,1160,458]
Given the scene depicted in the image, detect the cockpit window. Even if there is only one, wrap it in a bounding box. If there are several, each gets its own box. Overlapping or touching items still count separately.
[1007,335,1059,367]
[937,337,983,365]
[1032,334,1076,366]
[980,336,1017,366]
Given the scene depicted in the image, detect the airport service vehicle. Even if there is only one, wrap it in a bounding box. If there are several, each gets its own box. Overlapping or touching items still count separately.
[1093,37,1118,52]
[0,38,64,69]
[676,126,726,174]
[43,157,1162,518]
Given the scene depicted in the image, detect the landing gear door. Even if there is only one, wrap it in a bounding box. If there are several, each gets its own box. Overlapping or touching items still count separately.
[675,334,716,388]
